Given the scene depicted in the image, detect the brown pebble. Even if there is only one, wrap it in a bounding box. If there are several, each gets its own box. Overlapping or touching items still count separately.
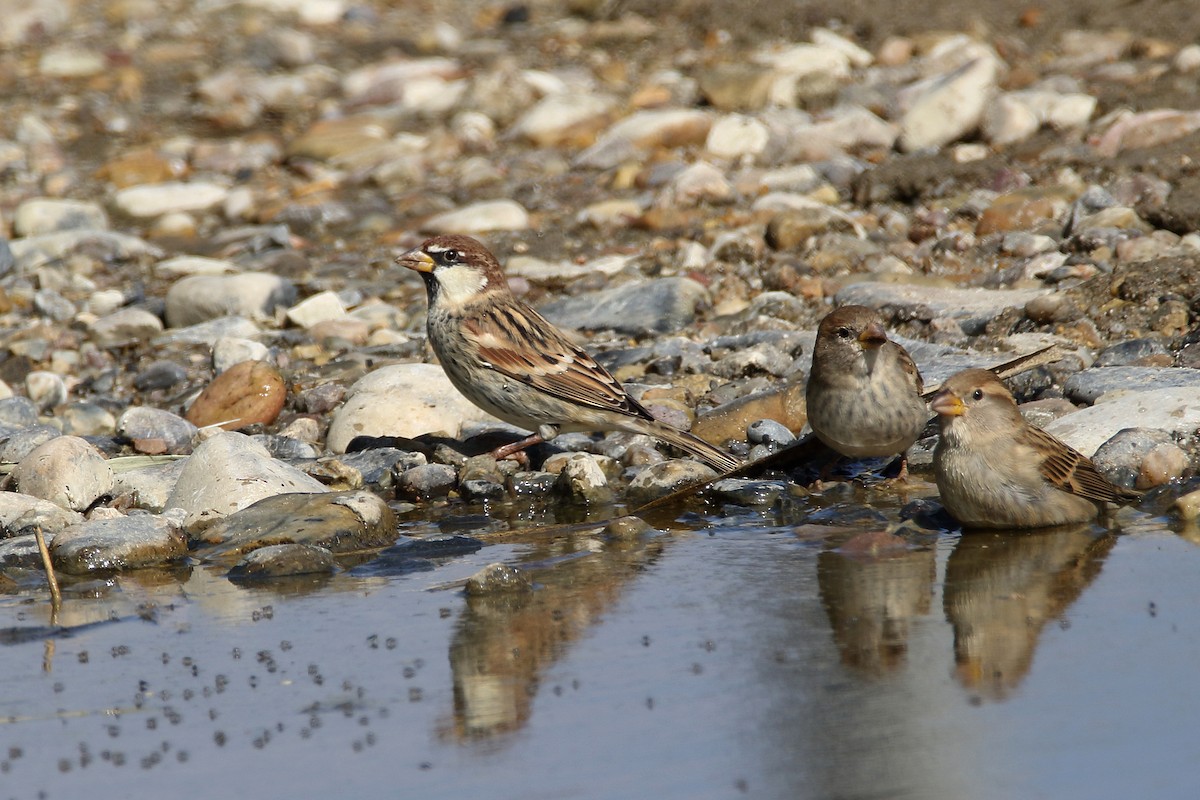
[133,437,169,455]
[186,360,286,431]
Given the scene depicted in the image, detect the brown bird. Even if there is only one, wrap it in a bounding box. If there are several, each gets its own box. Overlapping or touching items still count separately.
[930,368,1140,529]
[397,234,740,471]
[806,305,929,476]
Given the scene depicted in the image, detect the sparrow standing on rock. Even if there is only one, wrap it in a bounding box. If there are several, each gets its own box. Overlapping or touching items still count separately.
[806,305,929,474]
[931,368,1140,529]
[397,234,740,472]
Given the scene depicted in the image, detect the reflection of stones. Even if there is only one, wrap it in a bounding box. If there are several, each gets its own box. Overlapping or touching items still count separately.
[817,532,936,676]
[943,526,1115,701]
[445,533,664,743]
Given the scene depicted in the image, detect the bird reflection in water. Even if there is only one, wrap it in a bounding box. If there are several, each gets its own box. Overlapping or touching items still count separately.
[817,530,937,677]
[943,525,1115,701]
[442,531,665,745]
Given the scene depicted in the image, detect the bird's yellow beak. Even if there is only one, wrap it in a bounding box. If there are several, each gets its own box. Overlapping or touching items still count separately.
[858,321,888,349]
[396,247,435,273]
[929,389,965,417]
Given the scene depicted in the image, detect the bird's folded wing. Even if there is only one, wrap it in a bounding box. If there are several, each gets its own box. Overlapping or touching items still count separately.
[464,306,649,418]
[1026,426,1138,503]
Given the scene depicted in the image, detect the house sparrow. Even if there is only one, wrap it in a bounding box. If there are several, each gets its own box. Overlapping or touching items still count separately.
[397,234,740,472]
[806,305,928,473]
[931,369,1140,529]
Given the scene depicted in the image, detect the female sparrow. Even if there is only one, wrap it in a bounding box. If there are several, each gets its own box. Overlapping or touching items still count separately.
[397,234,740,472]
[806,305,929,472]
[931,369,1140,529]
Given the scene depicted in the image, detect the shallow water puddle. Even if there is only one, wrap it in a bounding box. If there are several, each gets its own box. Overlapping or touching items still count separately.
[0,495,1196,799]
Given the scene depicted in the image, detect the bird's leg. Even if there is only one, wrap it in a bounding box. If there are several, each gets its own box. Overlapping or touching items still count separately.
[487,424,559,464]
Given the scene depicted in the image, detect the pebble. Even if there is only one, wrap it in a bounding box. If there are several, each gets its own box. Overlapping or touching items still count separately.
[897,42,1002,152]
[626,460,717,505]
[13,198,107,235]
[228,543,337,580]
[0,425,61,463]
[836,282,1050,335]
[420,200,530,234]
[286,290,346,328]
[575,108,713,169]
[0,491,82,537]
[511,93,614,146]
[196,490,396,557]
[326,363,503,453]
[114,181,229,218]
[539,277,709,336]
[165,431,328,530]
[464,563,533,596]
[112,458,188,513]
[89,307,165,347]
[396,463,458,501]
[555,453,613,503]
[117,407,198,454]
[185,360,287,431]
[12,436,114,511]
[164,272,297,327]
[1091,429,1188,489]
[1063,367,1200,404]
[1045,388,1200,456]
[51,513,187,575]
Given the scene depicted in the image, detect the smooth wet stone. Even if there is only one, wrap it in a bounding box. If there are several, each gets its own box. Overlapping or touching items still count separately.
[464,562,532,596]
[555,453,613,503]
[113,181,229,217]
[112,458,188,512]
[51,513,187,575]
[195,490,396,558]
[1045,388,1200,456]
[164,272,297,327]
[1092,429,1189,490]
[709,478,791,506]
[420,199,530,234]
[339,448,425,489]
[539,277,708,336]
[154,316,262,346]
[228,543,337,580]
[747,419,797,448]
[13,198,107,236]
[694,382,808,445]
[602,516,656,541]
[396,463,458,501]
[509,471,557,495]
[626,459,718,505]
[1063,367,1200,404]
[835,282,1050,335]
[185,360,286,431]
[326,363,503,453]
[89,307,164,347]
[117,407,198,455]
[13,435,114,511]
[0,491,81,536]
[166,431,327,529]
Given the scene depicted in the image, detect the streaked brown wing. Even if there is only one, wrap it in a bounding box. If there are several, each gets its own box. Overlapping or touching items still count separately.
[465,301,652,420]
[892,343,924,394]
[1025,426,1136,503]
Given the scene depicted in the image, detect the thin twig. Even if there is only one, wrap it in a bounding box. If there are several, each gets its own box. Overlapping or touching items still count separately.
[33,525,62,611]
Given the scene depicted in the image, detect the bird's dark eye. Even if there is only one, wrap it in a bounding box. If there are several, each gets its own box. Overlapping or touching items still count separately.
[441,249,460,264]
[835,327,852,340]
[972,389,984,400]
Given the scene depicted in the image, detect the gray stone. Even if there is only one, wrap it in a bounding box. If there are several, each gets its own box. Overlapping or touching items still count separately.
[58,402,116,436]
[13,436,114,511]
[113,181,229,217]
[419,200,530,234]
[195,490,396,559]
[89,307,164,347]
[0,397,38,428]
[1045,388,1200,456]
[1093,339,1172,367]
[709,478,791,506]
[1091,428,1189,490]
[0,491,81,536]
[1063,367,1200,404]
[13,198,107,235]
[396,463,458,501]
[835,282,1050,336]
[228,543,337,580]
[555,453,613,503]
[539,278,710,336]
[464,563,532,596]
[747,419,796,448]
[164,272,297,327]
[166,431,328,529]
[154,316,262,346]
[51,513,187,574]
[116,407,198,454]
[326,363,504,453]
[626,459,718,505]
[112,459,188,512]
[0,425,60,463]
[8,230,162,272]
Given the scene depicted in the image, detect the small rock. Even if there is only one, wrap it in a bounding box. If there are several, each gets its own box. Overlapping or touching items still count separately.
[326,363,503,453]
[13,436,114,511]
[626,459,717,505]
[51,513,186,575]
[555,453,613,503]
[196,490,396,557]
[117,407,198,454]
[1094,339,1172,368]
[13,198,107,235]
[539,277,709,336]
[575,108,713,169]
[836,282,1049,335]
[212,336,271,374]
[286,290,346,328]
[710,478,791,506]
[164,272,297,327]
[165,431,328,529]
[396,463,458,501]
[228,543,337,580]
[25,371,66,411]
[1092,428,1187,490]
[0,425,60,463]
[510,92,614,146]
[59,402,116,437]
[133,360,188,392]
[1064,367,1200,404]
[898,43,1001,152]
[0,491,81,536]
[420,200,530,234]
[112,458,188,513]
[1045,388,1200,456]
[464,563,532,596]
[89,307,164,347]
[114,181,229,218]
[602,516,656,540]
[747,419,797,448]
[154,316,262,346]
[705,114,770,160]
[185,360,286,431]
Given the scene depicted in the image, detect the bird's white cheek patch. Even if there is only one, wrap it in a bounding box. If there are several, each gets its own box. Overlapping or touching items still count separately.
[435,265,487,306]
